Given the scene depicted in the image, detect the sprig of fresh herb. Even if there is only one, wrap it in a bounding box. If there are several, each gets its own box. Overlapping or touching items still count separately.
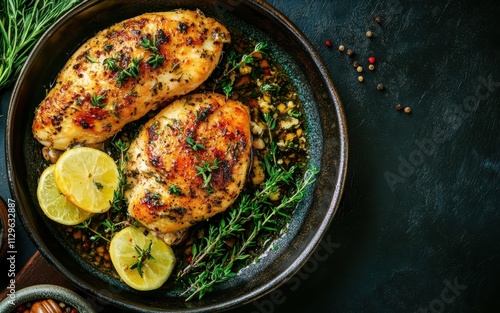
[110,139,130,213]
[130,241,155,278]
[186,136,205,151]
[90,93,106,107]
[77,219,111,242]
[0,0,81,90]
[195,159,220,191]
[139,35,165,68]
[180,162,318,300]
[116,58,142,87]
[77,218,126,244]
[103,57,119,71]
[214,42,268,98]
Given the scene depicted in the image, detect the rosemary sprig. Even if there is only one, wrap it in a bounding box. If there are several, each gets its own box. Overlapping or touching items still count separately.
[0,0,81,90]
[77,219,110,242]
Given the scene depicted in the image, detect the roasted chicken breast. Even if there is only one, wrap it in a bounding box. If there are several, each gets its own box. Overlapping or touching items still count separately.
[126,92,251,234]
[33,9,230,150]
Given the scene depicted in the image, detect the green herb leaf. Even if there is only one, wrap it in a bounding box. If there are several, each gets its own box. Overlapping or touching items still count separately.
[90,94,106,107]
[131,241,155,278]
[186,136,205,151]
[0,0,81,90]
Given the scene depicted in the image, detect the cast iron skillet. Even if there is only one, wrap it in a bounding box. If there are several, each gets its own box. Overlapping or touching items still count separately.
[6,0,348,311]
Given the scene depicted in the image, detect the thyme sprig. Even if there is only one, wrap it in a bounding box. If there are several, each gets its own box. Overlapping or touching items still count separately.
[139,35,165,68]
[110,139,130,213]
[116,58,142,87]
[0,0,81,90]
[77,218,126,242]
[214,42,268,98]
[181,163,317,301]
[130,241,155,278]
[196,158,220,191]
[179,141,318,300]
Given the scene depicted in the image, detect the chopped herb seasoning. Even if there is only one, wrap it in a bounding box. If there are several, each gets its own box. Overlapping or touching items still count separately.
[104,44,113,52]
[186,136,205,151]
[168,185,183,196]
[90,93,106,107]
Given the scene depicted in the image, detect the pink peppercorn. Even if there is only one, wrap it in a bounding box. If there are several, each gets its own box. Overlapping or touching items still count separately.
[368,56,376,64]
[325,40,332,47]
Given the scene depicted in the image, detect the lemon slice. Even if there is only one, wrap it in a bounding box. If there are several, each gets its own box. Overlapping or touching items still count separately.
[110,226,176,291]
[36,165,93,225]
[54,147,119,213]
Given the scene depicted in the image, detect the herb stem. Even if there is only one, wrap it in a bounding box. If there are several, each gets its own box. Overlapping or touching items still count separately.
[0,0,81,90]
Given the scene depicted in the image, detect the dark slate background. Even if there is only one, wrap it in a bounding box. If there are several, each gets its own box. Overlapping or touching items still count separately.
[1,0,499,312]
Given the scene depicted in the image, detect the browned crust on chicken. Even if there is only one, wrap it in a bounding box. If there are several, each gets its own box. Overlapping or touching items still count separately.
[32,9,230,150]
[126,92,251,233]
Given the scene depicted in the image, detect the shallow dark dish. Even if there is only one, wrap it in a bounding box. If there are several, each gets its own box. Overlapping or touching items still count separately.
[6,0,347,312]
[0,284,97,313]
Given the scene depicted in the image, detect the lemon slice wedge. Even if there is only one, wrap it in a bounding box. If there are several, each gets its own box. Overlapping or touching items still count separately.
[110,226,176,291]
[36,165,93,225]
[54,147,119,213]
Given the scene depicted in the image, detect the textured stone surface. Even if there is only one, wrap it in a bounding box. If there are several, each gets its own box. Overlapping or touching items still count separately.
[229,0,500,312]
[1,0,499,311]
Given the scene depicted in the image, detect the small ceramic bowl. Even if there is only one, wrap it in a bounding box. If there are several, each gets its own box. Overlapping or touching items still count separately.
[0,284,97,313]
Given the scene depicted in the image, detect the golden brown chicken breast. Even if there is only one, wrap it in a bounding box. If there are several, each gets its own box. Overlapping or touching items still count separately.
[126,92,251,234]
[32,9,230,150]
